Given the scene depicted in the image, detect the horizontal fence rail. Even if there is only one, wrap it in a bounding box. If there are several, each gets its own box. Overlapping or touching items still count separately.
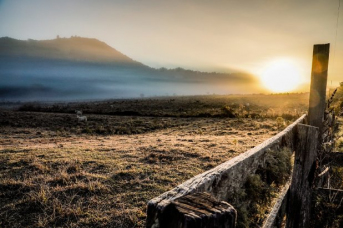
[262,180,291,228]
[147,114,307,228]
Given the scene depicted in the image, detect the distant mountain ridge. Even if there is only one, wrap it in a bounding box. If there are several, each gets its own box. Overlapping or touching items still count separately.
[0,36,260,101]
[0,36,142,65]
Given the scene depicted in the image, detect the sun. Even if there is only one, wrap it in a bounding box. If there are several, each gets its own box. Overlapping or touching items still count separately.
[260,59,301,93]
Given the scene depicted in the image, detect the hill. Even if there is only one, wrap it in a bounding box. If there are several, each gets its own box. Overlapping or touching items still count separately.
[0,37,260,101]
[0,36,141,65]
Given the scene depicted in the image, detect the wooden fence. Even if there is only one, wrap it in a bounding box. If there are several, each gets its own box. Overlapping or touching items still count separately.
[146,43,336,228]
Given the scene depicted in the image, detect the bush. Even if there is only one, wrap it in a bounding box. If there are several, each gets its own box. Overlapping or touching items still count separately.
[221,106,236,118]
[245,174,272,204]
[230,147,292,228]
[18,103,42,112]
[264,148,292,186]
[276,116,285,129]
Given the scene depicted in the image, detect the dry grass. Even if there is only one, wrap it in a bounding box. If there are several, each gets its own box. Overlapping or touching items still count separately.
[13,93,309,119]
[0,118,280,227]
[0,94,307,227]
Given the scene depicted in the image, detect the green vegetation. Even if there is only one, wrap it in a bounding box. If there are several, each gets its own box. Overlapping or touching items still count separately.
[307,83,343,228]
[276,116,285,130]
[311,116,343,228]
[311,166,343,228]
[329,83,343,115]
[229,148,293,228]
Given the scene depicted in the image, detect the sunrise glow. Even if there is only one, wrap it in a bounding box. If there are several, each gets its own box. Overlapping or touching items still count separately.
[260,59,301,93]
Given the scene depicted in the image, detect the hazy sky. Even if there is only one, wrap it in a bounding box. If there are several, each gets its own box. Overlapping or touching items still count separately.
[0,0,342,90]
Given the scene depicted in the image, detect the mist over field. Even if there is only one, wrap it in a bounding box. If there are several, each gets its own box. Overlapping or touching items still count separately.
[0,37,260,101]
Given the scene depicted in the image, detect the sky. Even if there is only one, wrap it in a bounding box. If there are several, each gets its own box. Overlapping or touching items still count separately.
[0,0,342,92]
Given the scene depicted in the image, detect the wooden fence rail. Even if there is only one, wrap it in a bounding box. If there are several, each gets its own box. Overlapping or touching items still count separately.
[146,115,306,228]
[262,180,291,228]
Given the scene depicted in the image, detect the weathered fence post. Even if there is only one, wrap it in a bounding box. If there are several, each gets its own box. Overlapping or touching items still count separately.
[286,43,330,227]
[158,192,237,228]
[308,43,330,133]
[286,124,319,228]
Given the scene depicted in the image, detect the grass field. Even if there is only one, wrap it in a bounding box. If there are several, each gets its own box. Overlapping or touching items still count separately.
[0,94,309,227]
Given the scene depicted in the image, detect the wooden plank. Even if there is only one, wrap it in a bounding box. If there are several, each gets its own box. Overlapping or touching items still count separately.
[262,181,290,228]
[286,124,319,228]
[308,43,330,134]
[159,192,236,228]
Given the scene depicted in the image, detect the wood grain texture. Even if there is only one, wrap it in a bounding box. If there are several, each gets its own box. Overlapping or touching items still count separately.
[286,124,319,228]
[308,43,330,133]
[159,192,236,228]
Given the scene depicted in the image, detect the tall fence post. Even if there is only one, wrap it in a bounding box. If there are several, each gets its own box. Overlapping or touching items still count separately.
[286,124,319,228]
[286,43,330,228]
[308,43,330,132]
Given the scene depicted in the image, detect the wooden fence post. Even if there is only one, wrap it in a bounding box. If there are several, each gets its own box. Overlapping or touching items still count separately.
[286,44,329,228]
[286,124,319,228]
[159,192,237,228]
[308,43,330,132]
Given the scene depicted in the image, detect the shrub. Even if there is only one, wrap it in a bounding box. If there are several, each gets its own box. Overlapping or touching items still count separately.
[230,147,292,228]
[263,148,292,186]
[245,174,272,204]
[276,116,285,129]
[95,125,106,134]
[18,103,42,112]
[221,106,236,118]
